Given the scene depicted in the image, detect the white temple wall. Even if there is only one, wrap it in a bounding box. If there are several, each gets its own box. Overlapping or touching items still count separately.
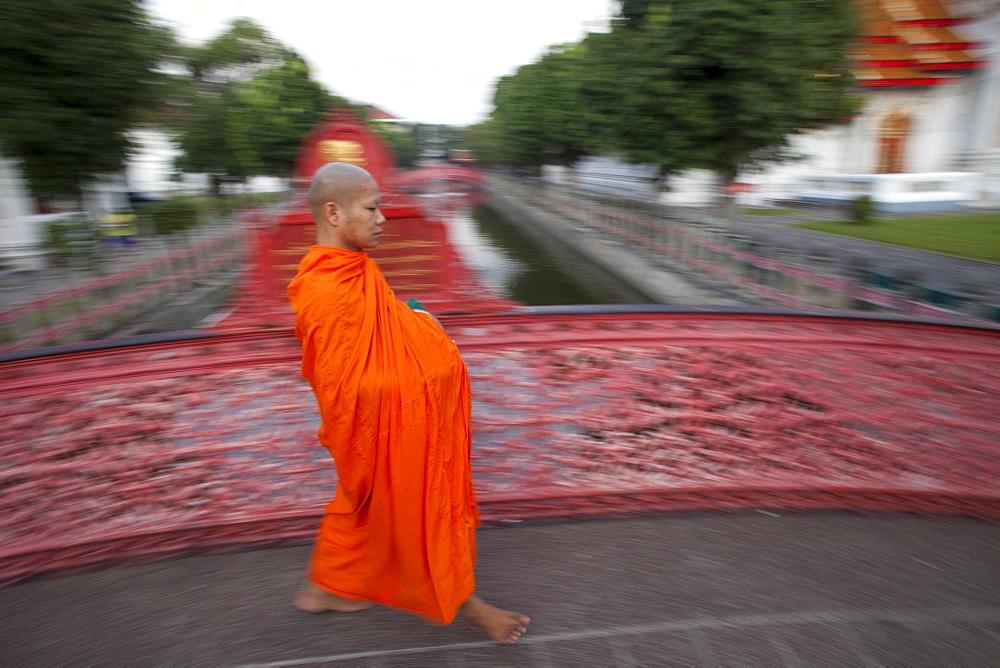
[0,157,35,222]
[127,129,181,196]
[910,86,968,173]
[0,157,49,271]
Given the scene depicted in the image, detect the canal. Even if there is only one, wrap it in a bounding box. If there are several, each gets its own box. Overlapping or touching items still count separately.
[440,199,649,306]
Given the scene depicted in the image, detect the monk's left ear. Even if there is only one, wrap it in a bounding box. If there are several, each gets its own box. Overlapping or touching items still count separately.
[323,201,342,226]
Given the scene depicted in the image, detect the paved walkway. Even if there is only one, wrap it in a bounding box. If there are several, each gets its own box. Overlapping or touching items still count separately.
[1,512,997,666]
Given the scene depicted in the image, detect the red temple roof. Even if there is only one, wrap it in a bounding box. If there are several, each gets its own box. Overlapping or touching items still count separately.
[364,106,403,121]
[852,0,986,87]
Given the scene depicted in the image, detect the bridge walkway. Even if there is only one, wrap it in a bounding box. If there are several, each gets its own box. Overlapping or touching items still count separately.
[1,512,997,666]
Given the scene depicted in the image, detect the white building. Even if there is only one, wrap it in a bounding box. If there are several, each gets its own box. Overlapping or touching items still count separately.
[570,0,1000,212]
[0,127,288,271]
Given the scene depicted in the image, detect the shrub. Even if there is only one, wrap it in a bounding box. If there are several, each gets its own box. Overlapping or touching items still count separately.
[140,198,200,234]
[849,195,875,225]
[42,214,100,266]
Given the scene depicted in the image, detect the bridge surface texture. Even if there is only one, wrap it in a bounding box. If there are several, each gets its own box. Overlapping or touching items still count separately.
[1,309,997,586]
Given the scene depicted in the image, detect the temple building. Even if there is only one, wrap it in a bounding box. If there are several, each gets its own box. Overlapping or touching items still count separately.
[577,0,1000,211]
[791,0,999,210]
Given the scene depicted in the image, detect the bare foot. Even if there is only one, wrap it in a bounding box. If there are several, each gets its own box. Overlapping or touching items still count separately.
[461,594,530,644]
[295,580,373,613]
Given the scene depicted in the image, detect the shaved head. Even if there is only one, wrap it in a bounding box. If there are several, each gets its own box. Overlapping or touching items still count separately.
[307,162,385,251]
[308,162,376,220]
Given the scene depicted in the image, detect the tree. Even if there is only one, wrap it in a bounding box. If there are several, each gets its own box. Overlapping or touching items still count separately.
[240,52,338,177]
[491,44,602,174]
[372,123,420,169]
[183,18,283,83]
[174,86,260,191]
[459,120,505,166]
[584,0,861,186]
[171,19,339,189]
[579,25,694,180]
[170,19,281,192]
[0,0,172,200]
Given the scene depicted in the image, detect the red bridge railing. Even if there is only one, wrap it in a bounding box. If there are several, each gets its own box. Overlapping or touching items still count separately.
[1,308,997,585]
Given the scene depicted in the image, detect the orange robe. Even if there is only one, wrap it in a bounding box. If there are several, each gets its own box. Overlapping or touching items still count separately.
[287,245,479,624]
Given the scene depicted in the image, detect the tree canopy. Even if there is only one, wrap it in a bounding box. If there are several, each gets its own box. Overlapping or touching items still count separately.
[0,0,173,199]
[170,19,344,188]
[489,44,601,173]
[372,123,420,169]
[482,0,861,184]
[238,53,336,177]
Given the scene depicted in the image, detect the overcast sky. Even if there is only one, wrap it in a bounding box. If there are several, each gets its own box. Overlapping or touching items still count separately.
[147,0,613,126]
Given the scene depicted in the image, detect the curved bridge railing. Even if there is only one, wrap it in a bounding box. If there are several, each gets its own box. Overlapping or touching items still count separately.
[1,308,997,584]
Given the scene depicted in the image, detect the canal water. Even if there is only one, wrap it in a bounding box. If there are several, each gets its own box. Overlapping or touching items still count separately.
[440,199,647,306]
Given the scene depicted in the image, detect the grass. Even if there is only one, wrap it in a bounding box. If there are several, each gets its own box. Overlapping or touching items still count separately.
[796,213,1000,262]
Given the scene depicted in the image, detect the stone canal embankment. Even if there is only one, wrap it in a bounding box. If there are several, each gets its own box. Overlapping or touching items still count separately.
[486,176,1000,322]
[483,178,740,306]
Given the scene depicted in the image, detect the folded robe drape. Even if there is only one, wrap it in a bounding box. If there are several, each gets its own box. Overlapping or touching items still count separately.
[287,245,479,624]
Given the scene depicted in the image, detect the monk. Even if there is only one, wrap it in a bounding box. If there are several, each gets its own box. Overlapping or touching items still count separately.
[287,162,530,644]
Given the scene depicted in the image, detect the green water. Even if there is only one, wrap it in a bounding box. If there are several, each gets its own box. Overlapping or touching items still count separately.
[447,203,646,306]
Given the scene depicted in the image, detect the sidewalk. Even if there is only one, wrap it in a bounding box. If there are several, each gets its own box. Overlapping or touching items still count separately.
[1,512,997,666]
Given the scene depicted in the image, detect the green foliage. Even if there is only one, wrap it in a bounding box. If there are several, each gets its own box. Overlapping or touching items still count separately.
[170,19,274,191]
[169,20,335,188]
[460,121,505,165]
[435,125,472,156]
[42,215,101,265]
[139,198,200,235]
[174,86,261,190]
[797,214,1000,262]
[239,52,337,177]
[849,195,874,224]
[582,0,861,181]
[0,0,174,199]
[184,18,283,83]
[372,123,420,169]
[139,192,286,232]
[578,25,691,177]
[191,191,287,219]
[476,0,860,183]
[491,44,603,171]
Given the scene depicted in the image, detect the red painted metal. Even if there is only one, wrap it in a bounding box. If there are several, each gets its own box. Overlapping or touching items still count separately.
[859,77,960,87]
[1,104,998,589]
[1,313,997,584]
[858,60,917,68]
[921,62,987,70]
[215,119,513,331]
[0,228,245,350]
[393,165,484,189]
[295,109,396,189]
[911,42,984,50]
[898,18,961,27]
